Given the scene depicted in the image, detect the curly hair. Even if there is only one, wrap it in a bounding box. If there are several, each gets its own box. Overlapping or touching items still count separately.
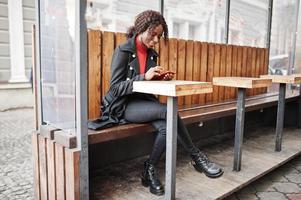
[126,10,168,41]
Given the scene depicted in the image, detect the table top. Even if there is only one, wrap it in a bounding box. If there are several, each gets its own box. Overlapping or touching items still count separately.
[133,80,213,97]
[212,77,272,89]
[260,74,301,84]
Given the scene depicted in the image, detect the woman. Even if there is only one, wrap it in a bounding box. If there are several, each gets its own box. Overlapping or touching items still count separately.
[102,10,223,196]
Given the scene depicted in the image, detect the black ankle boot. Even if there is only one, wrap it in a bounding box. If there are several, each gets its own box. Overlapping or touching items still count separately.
[191,152,224,178]
[141,160,164,196]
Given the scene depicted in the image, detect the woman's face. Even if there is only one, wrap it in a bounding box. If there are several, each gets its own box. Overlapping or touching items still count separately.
[139,24,163,49]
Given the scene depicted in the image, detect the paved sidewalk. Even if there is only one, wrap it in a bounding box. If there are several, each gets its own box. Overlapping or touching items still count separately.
[0,109,34,200]
[1,108,301,200]
[226,158,301,200]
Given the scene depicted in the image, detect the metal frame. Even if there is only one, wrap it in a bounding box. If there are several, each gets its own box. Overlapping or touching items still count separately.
[299,84,301,128]
[35,0,43,129]
[75,0,89,199]
[160,0,164,15]
[165,97,178,200]
[36,0,89,199]
[224,0,231,44]
[288,0,300,75]
[233,88,246,171]
[266,0,273,50]
[275,83,286,151]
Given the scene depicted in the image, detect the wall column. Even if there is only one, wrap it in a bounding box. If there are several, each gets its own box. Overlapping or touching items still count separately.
[8,0,28,83]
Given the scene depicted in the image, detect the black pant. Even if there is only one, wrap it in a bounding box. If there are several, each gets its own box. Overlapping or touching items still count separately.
[124,98,199,165]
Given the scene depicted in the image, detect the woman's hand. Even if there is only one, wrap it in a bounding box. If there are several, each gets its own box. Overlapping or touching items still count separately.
[144,66,163,80]
[162,72,175,81]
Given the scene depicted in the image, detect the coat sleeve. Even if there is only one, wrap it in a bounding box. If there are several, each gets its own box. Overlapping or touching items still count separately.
[109,47,145,97]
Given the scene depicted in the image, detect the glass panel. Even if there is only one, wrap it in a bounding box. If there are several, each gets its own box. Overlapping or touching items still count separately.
[164,0,226,42]
[229,0,269,47]
[40,0,76,131]
[270,0,298,75]
[86,0,160,33]
[294,2,301,74]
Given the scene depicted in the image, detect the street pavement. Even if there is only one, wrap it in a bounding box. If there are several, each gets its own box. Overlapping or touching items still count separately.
[1,108,301,200]
[0,109,34,200]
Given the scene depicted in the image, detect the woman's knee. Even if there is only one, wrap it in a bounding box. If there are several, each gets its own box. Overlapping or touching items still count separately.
[152,120,166,136]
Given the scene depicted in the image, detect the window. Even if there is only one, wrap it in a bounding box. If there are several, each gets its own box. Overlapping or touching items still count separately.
[86,0,160,33]
[229,0,269,47]
[164,0,226,42]
[270,0,299,75]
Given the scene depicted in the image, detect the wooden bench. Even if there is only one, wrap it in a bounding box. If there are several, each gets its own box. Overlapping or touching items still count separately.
[87,30,273,144]
[32,30,301,199]
[88,91,300,144]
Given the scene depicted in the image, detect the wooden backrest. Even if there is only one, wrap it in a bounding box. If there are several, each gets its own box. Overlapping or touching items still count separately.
[87,30,269,119]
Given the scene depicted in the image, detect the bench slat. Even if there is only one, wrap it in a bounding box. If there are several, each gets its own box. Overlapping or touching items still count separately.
[219,45,227,102]
[177,39,186,106]
[192,41,201,105]
[102,32,115,98]
[231,45,238,99]
[89,124,155,144]
[254,48,261,94]
[264,48,269,93]
[225,45,232,100]
[32,132,41,200]
[213,44,221,103]
[159,36,169,104]
[115,32,126,47]
[258,48,265,94]
[38,135,48,200]
[88,30,101,119]
[237,45,243,77]
[251,47,258,95]
[206,43,214,103]
[185,40,194,105]
[55,143,66,200]
[241,46,248,78]
[200,42,208,104]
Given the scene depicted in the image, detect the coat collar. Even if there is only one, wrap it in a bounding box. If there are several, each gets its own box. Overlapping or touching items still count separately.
[119,34,159,58]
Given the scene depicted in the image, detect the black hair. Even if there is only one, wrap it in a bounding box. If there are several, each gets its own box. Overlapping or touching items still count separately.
[126,10,168,41]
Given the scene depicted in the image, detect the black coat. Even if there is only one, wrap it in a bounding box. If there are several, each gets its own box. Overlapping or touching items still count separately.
[88,35,158,130]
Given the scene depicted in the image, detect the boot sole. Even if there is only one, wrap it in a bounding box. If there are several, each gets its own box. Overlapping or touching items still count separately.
[193,164,224,178]
[141,177,165,196]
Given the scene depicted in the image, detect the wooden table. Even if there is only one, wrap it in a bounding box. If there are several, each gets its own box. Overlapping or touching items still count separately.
[133,80,212,200]
[260,74,301,151]
[213,77,272,171]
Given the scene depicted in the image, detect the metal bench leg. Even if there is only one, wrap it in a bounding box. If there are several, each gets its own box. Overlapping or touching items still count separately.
[275,83,286,151]
[233,88,246,172]
[165,97,178,200]
[297,84,301,128]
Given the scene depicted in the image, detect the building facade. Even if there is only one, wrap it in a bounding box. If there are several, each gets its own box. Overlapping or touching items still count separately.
[0,0,300,84]
[0,0,35,83]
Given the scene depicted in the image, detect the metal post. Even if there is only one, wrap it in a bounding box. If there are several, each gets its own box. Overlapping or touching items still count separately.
[233,88,246,171]
[160,0,164,15]
[224,0,230,44]
[35,0,43,128]
[266,0,273,50]
[165,97,178,200]
[298,84,301,128]
[75,0,89,199]
[288,0,300,75]
[275,83,286,151]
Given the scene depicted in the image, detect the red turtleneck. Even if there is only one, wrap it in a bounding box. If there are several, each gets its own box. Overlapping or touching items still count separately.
[135,36,147,74]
